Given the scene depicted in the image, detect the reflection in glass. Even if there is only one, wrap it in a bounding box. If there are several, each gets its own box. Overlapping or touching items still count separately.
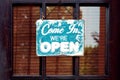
[46,6,73,75]
[79,7,106,75]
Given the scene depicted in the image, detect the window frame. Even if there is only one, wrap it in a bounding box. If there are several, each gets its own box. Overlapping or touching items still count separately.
[11,0,110,80]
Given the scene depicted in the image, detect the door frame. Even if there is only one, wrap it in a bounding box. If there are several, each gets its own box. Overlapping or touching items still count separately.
[0,0,119,80]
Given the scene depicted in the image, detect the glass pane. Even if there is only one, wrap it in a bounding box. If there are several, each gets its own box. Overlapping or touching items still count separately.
[79,7,106,75]
[46,6,73,75]
[13,6,40,76]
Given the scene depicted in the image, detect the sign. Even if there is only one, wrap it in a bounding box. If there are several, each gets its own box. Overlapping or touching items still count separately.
[36,20,84,56]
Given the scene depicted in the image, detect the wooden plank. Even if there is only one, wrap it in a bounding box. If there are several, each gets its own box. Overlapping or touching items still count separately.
[109,0,120,80]
[12,0,42,4]
[12,0,109,4]
[76,0,109,3]
[0,0,12,79]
